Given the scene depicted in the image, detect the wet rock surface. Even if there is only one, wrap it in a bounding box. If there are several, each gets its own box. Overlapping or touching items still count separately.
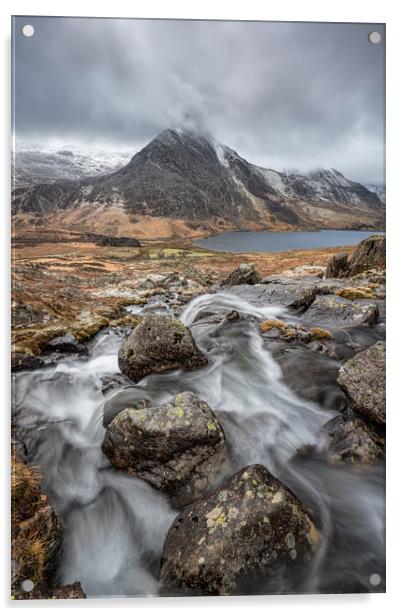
[118,313,208,383]
[43,333,87,355]
[102,392,229,507]
[221,263,262,286]
[160,464,319,595]
[302,295,379,327]
[325,416,385,465]
[12,353,45,372]
[337,341,386,425]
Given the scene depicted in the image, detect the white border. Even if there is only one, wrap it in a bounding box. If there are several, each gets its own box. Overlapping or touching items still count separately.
[2,1,402,614]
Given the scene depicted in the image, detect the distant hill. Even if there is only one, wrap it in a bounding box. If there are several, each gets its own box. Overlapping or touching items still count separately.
[12,129,385,240]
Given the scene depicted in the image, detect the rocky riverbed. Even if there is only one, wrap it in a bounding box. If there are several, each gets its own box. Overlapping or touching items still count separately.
[11,235,386,598]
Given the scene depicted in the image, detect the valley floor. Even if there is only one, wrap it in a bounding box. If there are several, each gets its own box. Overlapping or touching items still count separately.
[12,235,351,358]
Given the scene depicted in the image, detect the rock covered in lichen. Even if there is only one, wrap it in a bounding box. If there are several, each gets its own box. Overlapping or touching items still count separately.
[102,392,229,507]
[337,341,386,425]
[118,313,207,383]
[160,464,319,595]
[221,263,262,286]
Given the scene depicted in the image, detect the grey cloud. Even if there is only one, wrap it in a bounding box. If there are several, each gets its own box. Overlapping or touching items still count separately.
[13,17,385,183]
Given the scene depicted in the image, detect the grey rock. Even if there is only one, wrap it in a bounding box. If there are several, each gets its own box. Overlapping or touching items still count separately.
[118,314,207,383]
[337,341,386,425]
[325,253,349,278]
[348,235,386,276]
[43,333,87,355]
[221,263,262,286]
[102,392,229,507]
[326,416,384,464]
[160,464,320,595]
[303,295,379,327]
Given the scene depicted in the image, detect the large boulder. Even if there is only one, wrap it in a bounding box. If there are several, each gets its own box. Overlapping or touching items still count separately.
[337,341,386,425]
[326,416,385,464]
[160,464,320,595]
[221,263,262,286]
[102,392,229,507]
[325,235,386,279]
[325,253,349,278]
[118,314,207,382]
[348,235,386,276]
[303,295,379,327]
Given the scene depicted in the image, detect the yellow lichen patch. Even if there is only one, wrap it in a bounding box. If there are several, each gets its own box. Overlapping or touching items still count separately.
[335,287,375,300]
[308,520,320,548]
[260,319,287,333]
[310,327,332,340]
[206,506,227,531]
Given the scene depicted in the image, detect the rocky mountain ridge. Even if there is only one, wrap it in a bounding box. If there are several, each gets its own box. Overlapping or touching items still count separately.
[12,129,385,239]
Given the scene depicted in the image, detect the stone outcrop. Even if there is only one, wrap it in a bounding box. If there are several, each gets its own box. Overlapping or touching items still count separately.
[160,464,319,595]
[221,263,262,286]
[337,341,386,425]
[102,392,229,507]
[118,314,207,383]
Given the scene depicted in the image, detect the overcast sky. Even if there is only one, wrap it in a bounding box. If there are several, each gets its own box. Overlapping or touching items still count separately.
[13,17,385,184]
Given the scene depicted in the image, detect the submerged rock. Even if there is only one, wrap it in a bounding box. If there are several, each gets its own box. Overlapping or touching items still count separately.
[160,464,319,595]
[326,416,384,465]
[337,341,386,425]
[303,295,379,326]
[221,263,262,286]
[325,253,350,279]
[118,314,207,383]
[102,392,229,507]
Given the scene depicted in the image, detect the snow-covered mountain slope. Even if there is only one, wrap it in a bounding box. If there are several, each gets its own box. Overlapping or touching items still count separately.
[12,144,132,187]
[12,129,385,237]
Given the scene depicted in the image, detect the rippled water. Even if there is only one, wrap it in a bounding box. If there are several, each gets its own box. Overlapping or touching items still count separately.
[13,293,385,597]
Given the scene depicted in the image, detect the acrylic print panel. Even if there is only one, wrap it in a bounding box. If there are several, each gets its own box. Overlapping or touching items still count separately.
[11,16,386,599]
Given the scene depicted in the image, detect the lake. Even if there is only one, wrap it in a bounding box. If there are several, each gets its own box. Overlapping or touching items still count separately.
[195,229,383,254]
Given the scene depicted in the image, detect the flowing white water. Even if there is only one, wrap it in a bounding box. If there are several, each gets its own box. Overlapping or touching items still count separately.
[13,294,385,596]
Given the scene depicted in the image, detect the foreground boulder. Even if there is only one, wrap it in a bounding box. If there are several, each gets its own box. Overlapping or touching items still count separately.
[102,392,229,507]
[118,314,207,382]
[160,464,319,595]
[337,341,386,425]
[221,263,262,286]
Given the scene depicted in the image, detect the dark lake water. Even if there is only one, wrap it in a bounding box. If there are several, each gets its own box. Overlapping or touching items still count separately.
[195,229,383,254]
